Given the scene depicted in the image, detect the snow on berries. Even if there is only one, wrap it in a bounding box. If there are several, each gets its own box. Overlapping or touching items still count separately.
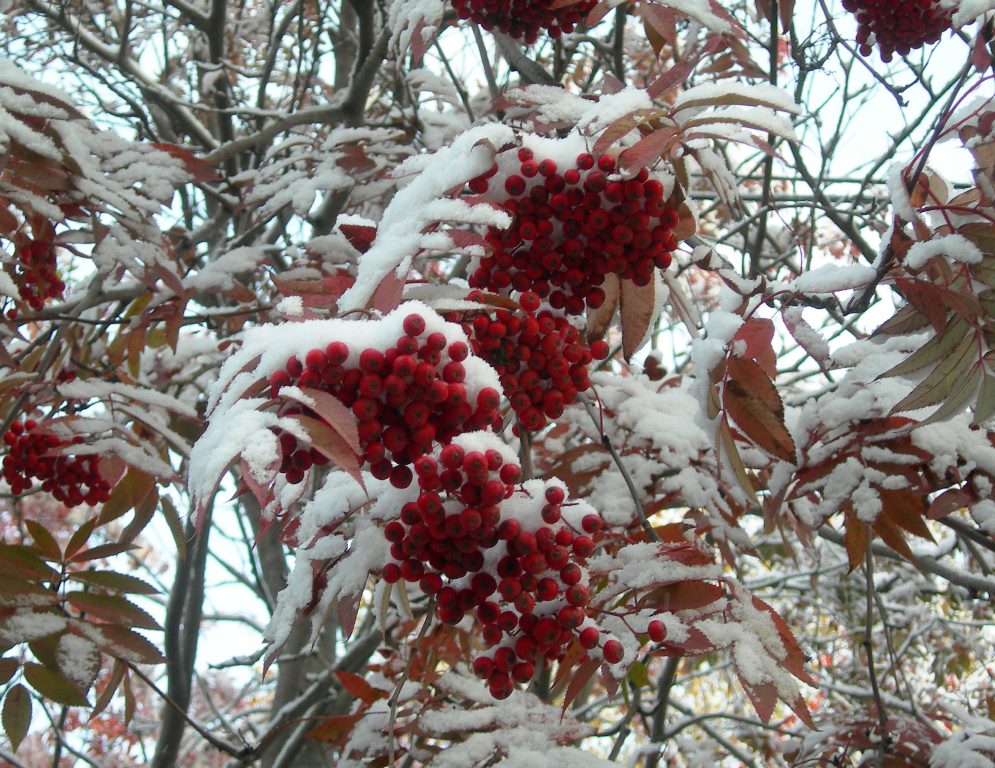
[7,237,65,314]
[267,305,502,487]
[843,0,951,61]
[449,0,597,45]
[2,419,111,507]
[380,436,618,699]
[468,139,680,314]
[454,295,610,433]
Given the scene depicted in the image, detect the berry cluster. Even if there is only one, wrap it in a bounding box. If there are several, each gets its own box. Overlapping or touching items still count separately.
[381,437,520,588]
[8,239,65,314]
[268,309,502,487]
[455,296,609,432]
[469,149,679,314]
[449,0,597,45]
[2,419,111,507]
[381,440,616,699]
[843,0,951,61]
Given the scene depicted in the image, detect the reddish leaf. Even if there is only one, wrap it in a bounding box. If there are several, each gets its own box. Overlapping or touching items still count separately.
[68,571,159,595]
[843,513,869,572]
[586,273,620,342]
[619,277,656,361]
[638,581,725,611]
[336,591,361,639]
[307,712,364,745]
[339,223,377,253]
[334,670,385,705]
[369,268,405,313]
[733,318,776,377]
[618,126,681,172]
[151,143,219,182]
[927,489,972,520]
[723,357,796,463]
[284,413,364,489]
[740,678,779,723]
[562,657,601,712]
[82,622,166,664]
[24,520,61,562]
[290,387,362,455]
[67,593,162,631]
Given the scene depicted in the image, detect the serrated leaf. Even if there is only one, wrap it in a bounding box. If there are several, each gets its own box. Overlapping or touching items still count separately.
[0,545,60,582]
[285,387,362,456]
[618,126,681,172]
[56,634,101,692]
[0,575,58,607]
[23,662,88,706]
[285,413,365,490]
[878,490,934,542]
[872,515,914,561]
[878,317,969,379]
[872,304,930,337]
[619,278,656,361]
[67,542,138,565]
[719,419,758,503]
[67,593,161,631]
[890,331,975,414]
[591,109,665,158]
[63,519,98,561]
[24,521,61,562]
[974,373,995,425]
[724,357,796,463]
[2,684,31,750]
[740,678,779,724]
[97,468,156,526]
[82,622,165,664]
[68,571,159,595]
[918,362,982,426]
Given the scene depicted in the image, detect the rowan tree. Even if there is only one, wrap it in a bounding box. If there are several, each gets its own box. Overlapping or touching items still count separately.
[1,1,995,767]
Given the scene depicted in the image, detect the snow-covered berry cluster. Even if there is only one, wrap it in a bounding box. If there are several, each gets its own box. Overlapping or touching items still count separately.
[2,419,111,507]
[268,309,502,487]
[381,433,615,698]
[8,238,65,314]
[450,0,597,45]
[843,0,951,61]
[454,295,609,433]
[468,147,679,314]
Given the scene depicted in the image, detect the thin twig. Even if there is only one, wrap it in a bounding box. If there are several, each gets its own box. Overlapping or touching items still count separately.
[580,398,659,542]
[864,544,890,767]
[388,600,435,768]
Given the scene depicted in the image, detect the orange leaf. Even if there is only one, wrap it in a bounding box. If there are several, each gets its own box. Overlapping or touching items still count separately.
[334,671,385,705]
[843,513,868,572]
[619,277,656,361]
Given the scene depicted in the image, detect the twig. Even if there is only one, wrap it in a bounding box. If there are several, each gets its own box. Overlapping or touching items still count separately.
[388,600,435,768]
[579,398,659,542]
[471,25,501,103]
[864,544,890,767]
[128,664,250,759]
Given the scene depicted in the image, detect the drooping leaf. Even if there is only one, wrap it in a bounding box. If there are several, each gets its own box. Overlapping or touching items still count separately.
[334,670,385,705]
[284,413,364,489]
[843,513,869,572]
[286,387,362,455]
[586,273,620,342]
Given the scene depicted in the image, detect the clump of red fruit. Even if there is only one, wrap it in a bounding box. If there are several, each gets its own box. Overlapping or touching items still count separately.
[7,238,65,315]
[449,0,597,45]
[468,148,679,314]
[843,0,951,62]
[383,460,621,699]
[268,307,501,487]
[454,293,610,432]
[2,419,111,507]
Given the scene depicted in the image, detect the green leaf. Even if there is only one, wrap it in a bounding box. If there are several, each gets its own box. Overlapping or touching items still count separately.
[67,592,161,631]
[68,571,159,595]
[2,684,31,751]
[918,363,982,426]
[878,317,968,379]
[627,660,650,688]
[890,330,976,413]
[22,662,88,706]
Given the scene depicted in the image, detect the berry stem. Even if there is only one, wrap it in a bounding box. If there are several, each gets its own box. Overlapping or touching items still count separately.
[388,597,435,768]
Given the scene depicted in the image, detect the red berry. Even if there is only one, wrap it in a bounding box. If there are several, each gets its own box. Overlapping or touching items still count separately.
[602,639,624,663]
